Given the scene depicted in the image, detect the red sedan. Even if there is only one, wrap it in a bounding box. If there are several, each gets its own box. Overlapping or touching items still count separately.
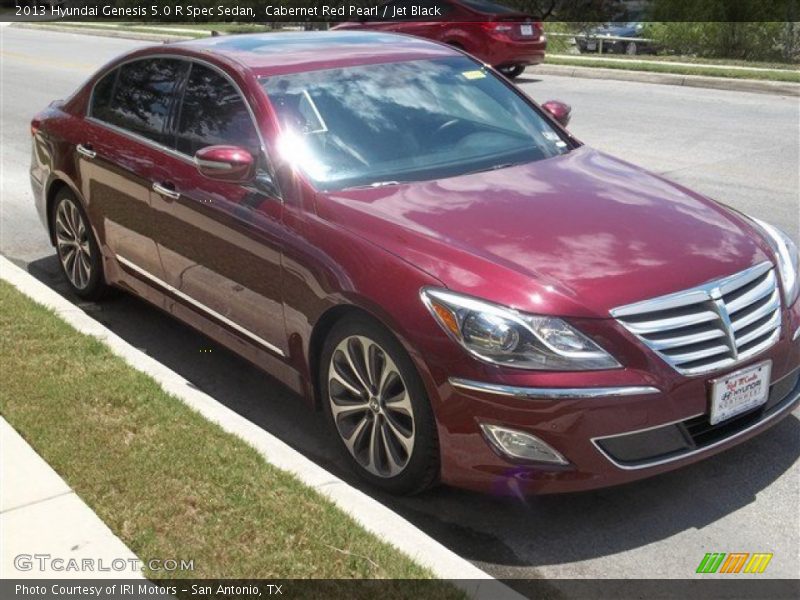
[334,0,546,79]
[30,32,800,496]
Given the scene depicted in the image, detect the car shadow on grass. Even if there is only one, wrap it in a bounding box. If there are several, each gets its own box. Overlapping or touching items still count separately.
[24,254,800,579]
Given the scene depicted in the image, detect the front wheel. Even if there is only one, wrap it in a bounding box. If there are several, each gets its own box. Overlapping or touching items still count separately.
[320,315,439,495]
[497,64,525,79]
[52,188,111,300]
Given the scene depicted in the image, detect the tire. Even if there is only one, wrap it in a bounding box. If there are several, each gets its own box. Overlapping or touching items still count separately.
[497,65,525,79]
[320,314,439,495]
[625,42,638,56]
[51,187,111,301]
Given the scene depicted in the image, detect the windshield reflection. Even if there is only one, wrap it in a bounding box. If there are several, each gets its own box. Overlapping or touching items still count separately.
[261,57,569,190]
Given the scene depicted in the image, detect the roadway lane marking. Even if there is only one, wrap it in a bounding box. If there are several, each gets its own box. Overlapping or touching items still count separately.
[0,50,94,71]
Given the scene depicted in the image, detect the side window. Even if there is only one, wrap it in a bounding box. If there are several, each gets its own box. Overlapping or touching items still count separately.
[103,58,187,145]
[175,64,260,157]
[90,69,118,123]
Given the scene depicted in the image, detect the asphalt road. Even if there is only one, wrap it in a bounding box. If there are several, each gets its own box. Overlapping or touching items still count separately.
[1,26,799,588]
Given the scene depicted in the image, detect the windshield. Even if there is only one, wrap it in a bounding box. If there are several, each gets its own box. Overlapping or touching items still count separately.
[260,57,570,191]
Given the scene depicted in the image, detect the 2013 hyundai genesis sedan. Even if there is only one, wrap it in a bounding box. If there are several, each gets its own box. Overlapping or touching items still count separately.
[30,32,800,495]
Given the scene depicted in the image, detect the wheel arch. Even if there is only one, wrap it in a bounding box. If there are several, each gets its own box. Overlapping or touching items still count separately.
[305,283,443,413]
[308,302,396,410]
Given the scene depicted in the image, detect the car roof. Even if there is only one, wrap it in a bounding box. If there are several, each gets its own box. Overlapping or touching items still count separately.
[173,31,462,76]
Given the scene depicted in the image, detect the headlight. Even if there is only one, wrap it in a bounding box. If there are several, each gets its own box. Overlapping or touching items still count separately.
[751,217,799,306]
[421,288,620,371]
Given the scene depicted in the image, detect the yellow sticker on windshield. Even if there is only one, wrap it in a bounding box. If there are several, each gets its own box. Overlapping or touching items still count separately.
[462,70,486,80]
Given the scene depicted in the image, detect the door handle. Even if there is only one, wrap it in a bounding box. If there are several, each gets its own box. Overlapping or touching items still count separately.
[152,182,180,201]
[76,144,96,159]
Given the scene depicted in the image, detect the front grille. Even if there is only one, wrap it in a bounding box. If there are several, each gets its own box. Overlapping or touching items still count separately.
[611,262,782,376]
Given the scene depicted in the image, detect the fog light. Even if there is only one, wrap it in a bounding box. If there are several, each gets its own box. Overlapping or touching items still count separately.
[480,423,568,464]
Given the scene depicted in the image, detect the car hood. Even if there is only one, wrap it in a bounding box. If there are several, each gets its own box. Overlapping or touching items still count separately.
[318,147,771,318]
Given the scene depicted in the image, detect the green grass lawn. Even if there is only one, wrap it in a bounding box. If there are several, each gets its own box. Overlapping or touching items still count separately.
[544,56,800,83]
[552,54,799,71]
[0,280,459,589]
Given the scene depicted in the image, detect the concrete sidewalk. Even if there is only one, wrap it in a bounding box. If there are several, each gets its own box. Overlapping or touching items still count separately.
[0,417,142,579]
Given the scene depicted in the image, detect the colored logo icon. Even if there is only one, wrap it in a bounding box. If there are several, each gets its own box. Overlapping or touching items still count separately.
[696,552,773,574]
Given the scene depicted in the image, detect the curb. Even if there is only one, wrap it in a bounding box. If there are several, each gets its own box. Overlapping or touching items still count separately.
[547,53,795,73]
[533,64,800,97]
[10,22,194,43]
[0,256,524,600]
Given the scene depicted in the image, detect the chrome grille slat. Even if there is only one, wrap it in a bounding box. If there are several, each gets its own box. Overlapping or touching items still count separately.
[739,329,781,360]
[717,261,772,295]
[680,357,738,376]
[611,291,709,316]
[661,344,731,364]
[736,311,781,347]
[611,262,782,376]
[622,310,720,335]
[646,328,726,350]
[725,270,776,313]
[731,290,780,332]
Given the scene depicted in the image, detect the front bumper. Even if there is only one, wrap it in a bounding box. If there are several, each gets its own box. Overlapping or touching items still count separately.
[431,302,800,495]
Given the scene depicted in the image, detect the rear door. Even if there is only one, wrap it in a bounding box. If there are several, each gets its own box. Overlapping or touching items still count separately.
[82,57,188,302]
[149,61,287,358]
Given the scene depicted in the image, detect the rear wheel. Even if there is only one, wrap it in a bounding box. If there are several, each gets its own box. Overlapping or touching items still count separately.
[497,65,525,79]
[320,314,439,495]
[52,188,111,300]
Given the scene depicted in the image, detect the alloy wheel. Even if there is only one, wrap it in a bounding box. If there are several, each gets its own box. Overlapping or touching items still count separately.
[55,198,92,290]
[328,335,415,478]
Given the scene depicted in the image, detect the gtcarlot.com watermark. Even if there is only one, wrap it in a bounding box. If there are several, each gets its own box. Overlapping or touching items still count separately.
[14,554,194,573]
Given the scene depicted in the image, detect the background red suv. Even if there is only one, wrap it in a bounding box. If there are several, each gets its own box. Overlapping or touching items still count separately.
[334,0,545,79]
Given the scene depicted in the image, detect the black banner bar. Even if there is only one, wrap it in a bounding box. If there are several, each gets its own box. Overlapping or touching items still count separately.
[1,0,798,23]
[3,579,800,600]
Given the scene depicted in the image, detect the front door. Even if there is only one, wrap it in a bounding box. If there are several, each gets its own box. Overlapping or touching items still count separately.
[149,62,287,358]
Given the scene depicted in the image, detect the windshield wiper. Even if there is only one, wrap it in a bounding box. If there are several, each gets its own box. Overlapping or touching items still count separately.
[345,180,401,190]
[470,162,519,175]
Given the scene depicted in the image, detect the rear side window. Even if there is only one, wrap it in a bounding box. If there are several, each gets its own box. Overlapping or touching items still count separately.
[97,58,187,145]
[90,69,118,123]
[174,64,260,156]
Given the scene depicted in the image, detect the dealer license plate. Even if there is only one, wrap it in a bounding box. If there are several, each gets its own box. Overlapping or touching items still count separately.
[520,24,533,36]
[709,360,771,425]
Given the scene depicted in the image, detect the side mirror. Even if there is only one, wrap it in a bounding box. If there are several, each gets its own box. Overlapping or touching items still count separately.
[194,145,255,183]
[541,100,572,128]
